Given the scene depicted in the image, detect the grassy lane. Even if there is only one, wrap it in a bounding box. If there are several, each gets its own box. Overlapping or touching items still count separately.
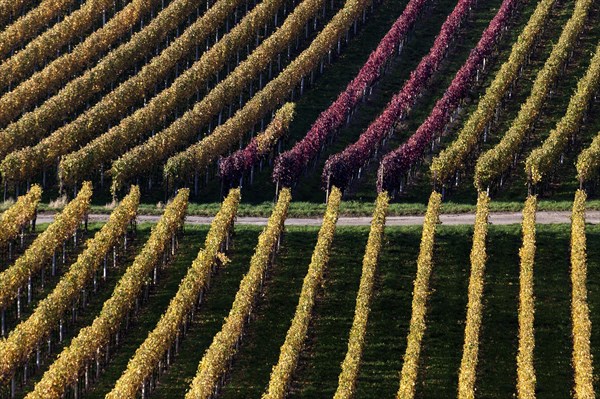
[83,225,210,398]
[287,227,368,398]
[219,227,319,398]
[15,224,149,397]
[477,226,520,398]
[148,227,260,398]
[533,225,572,396]
[415,225,471,397]
[354,227,420,397]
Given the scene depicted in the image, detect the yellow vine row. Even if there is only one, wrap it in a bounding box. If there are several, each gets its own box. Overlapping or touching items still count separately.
[474,0,593,191]
[457,191,489,399]
[396,191,442,399]
[0,182,92,310]
[107,188,240,399]
[0,185,41,247]
[577,128,600,184]
[0,0,216,162]
[516,195,536,398]
[334,191,389,399]
[26,188,189,399]
[526,43,600,185]
[255,103,297,155]
[185,188,291,399]
[0,0,38,27]
[262,186,341,399]
[430,0,555,187]
[0,0,78,59]
[0,0,270,181]
[0,186,140,383]
[570,189,594,399]
[0,0,162,127]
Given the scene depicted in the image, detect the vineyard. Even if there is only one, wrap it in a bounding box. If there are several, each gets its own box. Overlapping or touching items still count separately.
[0,0,598,396]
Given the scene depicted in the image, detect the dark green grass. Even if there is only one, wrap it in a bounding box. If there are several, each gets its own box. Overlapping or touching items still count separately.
[354,226,420,397]
[532,224,572,397]
[287,227,369,398]
[586,224,600,394]
[415,225,471,397]
[147,227,260,398]
[218,224,592,398]
[476,225,520,398]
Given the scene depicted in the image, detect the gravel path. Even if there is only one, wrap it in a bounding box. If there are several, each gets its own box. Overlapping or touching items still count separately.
[35,211,600,226]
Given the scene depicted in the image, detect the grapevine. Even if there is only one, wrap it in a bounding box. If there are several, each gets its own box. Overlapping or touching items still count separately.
[0,186,140,383]
[272,0,428,187]
[0,185,41,247]
[219,103,296,186]
[262,186,341,399]
[457,191,489,399]
[0,182,92,311]
[186,188,291,398]
[334,191,388,399]
[106,188,240,399]
[474,0,593,191]
[430,0,555,188]
[396,191,441,399]
[60,0,321,189]
[322,0,476,191]
[26,188,189,399]
[162,0,377,189]
[516,195,537,398]
[570,189,594,399]
[525,43,600,186]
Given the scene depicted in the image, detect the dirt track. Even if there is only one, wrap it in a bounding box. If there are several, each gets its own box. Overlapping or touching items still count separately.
[35,211,600,226]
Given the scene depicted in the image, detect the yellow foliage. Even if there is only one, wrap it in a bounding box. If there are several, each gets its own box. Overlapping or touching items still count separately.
[0,0,79,60]
[516,195,537,398]
[0,182,92,310]
[527,43,600,185]
[256,103,297,155]
[430,0,555,187]
[457,191,489,399]
[474,0,593,190]
[0,186,140,383]
[570,189,594,399]
[6,0,269,185]
[577,128,600,184]
[0,0,163,135]
[0,185,41,246]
